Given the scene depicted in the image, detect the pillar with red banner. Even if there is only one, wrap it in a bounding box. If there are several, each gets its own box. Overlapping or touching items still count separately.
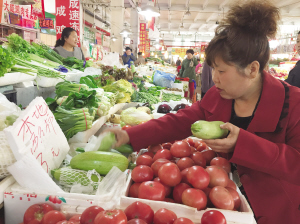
[55,0,81,47]
[139,23,146,55]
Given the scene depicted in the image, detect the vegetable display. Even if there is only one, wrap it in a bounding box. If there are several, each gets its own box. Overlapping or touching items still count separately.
[162,92,183,102]
[121,107,153,126]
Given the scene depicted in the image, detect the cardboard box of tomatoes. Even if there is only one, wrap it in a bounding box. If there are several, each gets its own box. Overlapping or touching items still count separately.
[119,139,256,224]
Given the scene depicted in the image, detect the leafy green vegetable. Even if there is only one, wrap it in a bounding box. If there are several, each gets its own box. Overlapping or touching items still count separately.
[80,76,98,88]
[162,92,183,102]
[132,92,160,105]
[54,107,95,139]
[0,46,15,77]
[121,108,152,126]
[55,82,90,97]
[6,33,36,58]
[102,79,134,103]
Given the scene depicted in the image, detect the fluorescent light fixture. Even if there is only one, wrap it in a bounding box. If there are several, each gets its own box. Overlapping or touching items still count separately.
[139,0,160,17]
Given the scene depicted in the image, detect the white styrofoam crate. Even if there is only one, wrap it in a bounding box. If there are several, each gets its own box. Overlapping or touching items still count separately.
[34,76,66,88]
[0,72,37,87]
[0,176,15,204]
[119,173,255,224]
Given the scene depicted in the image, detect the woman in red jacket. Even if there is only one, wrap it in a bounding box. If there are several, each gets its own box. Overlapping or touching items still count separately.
[107,1,300,223]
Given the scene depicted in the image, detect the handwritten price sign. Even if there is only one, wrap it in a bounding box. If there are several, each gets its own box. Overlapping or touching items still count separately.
[4,97,69,174]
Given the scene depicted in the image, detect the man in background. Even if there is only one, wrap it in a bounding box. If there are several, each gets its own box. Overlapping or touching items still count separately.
[134,52,146,66]
[201,61,214,98]
[122,47,136,68]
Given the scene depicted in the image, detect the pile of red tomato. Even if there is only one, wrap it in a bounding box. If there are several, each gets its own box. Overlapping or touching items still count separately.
[129,138,241,212]
[21,201,227,224]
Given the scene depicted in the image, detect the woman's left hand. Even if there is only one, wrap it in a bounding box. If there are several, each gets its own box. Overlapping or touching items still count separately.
[202,122,240,154]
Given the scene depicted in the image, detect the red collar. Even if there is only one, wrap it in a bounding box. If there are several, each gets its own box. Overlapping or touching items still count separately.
[201,71,285,133]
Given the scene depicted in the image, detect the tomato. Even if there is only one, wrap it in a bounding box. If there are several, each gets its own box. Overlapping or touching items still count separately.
[23,204,54,224]
[170,141,191,158]
[56,221,74,224]
[190,152,206,168]
[201,210,227,224]
[173,217,194,224]
[201,150,217,165]
[209,186,234,210]
[182,188,207,210]
[153,208,177,224]
[80,206,104,224]
[202,187,212,197]
[158,163,182,187]
[187,166,210,190]
[176,157,195,171]
[153,149,173,161]
[68,214,80,224]
[127,219,147,224]
[151,159,170,176]
[226,187,241,210]
[173,183,190,204]
[202,188,214,207]
[129,183,142,198]
[206,166,229,188]
[180,168,190,184]
[190,146,197,153]
[210,157,231,173]
[164,198,175,203]
[138,181,166,201]
[184,138,195,147]
[143,152,154,158]
[136,155,153,167]
[154,177,172,197]
[94,209,127,224]
[226,179,236,190]
[122,125,132,130]
[196,141,207,152]
[162,142,172,150]
[148,144,163,154]
[41,210,66,224]
[132,165,154,183]
[124,201,154,224]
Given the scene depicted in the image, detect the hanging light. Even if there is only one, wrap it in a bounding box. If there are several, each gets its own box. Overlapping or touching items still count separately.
[139,0,160,18]
[180,23,184,29]
[111,34,117,42]
[94,5,101,14]
[11,0,35,5]
[185,8,191,17]
[90,23,98,33]
[120,24,132,37]
[164,51,168,59]
[151,52,154,56]
[155,54,158,58]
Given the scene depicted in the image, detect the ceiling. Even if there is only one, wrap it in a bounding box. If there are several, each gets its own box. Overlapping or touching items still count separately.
[121,0,300,43]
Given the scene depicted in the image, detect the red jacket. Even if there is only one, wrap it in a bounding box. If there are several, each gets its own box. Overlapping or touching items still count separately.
[127,72,300,224]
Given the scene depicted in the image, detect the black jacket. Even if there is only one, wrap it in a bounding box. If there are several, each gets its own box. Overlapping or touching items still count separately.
[285,61,300,88]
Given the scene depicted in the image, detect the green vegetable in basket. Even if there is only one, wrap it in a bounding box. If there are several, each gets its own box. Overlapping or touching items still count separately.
[98,132,116,151]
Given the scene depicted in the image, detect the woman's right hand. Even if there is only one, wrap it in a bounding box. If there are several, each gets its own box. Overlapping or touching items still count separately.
[105,128,130,147]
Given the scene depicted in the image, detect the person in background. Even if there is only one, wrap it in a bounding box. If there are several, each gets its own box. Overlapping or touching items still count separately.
[122,47,136,68]
[176,57,181,66]
[201,61,214,98]
[105,1,300,223]
[54,27,85,60]
[195,58,202,74]
[176,62,182,75]
[179,49,198,100]
[134,52,146,66]
[285,31,300,87]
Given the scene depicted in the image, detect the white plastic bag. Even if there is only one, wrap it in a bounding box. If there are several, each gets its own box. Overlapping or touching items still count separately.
[0,93,21,131]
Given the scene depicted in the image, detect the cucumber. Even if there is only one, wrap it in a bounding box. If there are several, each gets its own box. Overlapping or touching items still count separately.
[70,151,129,175]
[50,50,65,62]
[44,52,63,64]
[114,144,133,154]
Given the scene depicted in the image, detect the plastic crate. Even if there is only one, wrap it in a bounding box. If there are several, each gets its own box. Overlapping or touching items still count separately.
[3,90,17,104]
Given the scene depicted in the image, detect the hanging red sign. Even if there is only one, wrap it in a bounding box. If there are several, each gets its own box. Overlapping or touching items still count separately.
[139,23,147,55]
[56,0,81,46]
[31,0,45,19]
[39,19,54,29]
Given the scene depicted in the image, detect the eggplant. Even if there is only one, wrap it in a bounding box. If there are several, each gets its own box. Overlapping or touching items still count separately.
[173,103,187,111]
[157,104,172,114]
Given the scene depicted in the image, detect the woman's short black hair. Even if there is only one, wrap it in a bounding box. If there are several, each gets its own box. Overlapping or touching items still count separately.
[186,49,194,55]
[55,27,76,47]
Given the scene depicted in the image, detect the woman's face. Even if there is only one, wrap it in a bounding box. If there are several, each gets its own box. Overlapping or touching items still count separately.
[297,33,300,55]
[211,57,254,100]
[65,31,78,47]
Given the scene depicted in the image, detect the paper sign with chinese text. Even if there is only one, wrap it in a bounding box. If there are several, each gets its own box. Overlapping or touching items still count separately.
[1,0,36,23]
[56,0,81,47]
[4,97,70,175]
[31,0,45,19]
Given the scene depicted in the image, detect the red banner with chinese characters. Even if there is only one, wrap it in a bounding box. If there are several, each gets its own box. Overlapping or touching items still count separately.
[139,23,146,55]
[56,0,81,47]
[39,19,54,29]
[2,0,36,22]
[31,0,45,19]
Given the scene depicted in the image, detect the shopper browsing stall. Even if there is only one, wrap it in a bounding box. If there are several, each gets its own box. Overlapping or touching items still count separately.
[134,52,146,66]
[122,47,136,68]
[179,49,198,100]
[106,1,300,223]
[54,27,85,60]
[285,31,300,88]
